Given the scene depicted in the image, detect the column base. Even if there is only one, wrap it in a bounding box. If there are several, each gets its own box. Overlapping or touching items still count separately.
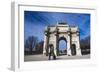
[76,48,82,56]
[54,50,57,56]
[43,51,46,55]
[67,48,71,56]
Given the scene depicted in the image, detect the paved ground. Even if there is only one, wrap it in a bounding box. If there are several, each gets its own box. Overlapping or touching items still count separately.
[24,54,90,62]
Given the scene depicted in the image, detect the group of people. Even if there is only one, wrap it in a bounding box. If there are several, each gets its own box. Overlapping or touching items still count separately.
[48,44,56,60]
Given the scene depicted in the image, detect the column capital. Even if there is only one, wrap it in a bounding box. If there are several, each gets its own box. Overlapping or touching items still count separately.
[76,32,80,36]
[67,31,70,36]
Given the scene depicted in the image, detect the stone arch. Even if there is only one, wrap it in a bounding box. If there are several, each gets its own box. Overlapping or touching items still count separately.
[43,23,82,56]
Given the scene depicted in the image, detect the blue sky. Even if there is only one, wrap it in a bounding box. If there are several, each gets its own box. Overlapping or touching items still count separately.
[24,11,90,49]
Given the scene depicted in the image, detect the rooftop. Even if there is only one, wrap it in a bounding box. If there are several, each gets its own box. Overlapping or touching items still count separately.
[57,22,69,27]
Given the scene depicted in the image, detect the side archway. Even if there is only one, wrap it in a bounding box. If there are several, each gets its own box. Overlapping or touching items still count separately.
[71,44,76,55]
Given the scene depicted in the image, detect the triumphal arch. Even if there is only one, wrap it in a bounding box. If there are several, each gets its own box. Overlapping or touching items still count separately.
[43,23,81,56]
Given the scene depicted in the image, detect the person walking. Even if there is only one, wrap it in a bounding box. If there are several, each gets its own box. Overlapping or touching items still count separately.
[48,44,56,60]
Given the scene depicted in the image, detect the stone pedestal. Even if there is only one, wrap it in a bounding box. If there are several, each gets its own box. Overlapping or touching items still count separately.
[43,35,47,55]
[67,33,71,56]
[76,35,81,56]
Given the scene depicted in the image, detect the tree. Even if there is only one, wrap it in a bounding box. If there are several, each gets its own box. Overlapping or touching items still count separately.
[25,36,38,54]
[80,35,90,55]
[35,41,43,53]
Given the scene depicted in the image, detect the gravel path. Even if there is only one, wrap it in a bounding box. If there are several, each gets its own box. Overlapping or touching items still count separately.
[24,54,90,62]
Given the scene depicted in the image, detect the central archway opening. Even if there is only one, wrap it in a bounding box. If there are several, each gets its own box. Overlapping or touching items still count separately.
[58,37,67,55]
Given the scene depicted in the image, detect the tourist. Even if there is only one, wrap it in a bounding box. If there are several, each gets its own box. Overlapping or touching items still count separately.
[48,44,56,60]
